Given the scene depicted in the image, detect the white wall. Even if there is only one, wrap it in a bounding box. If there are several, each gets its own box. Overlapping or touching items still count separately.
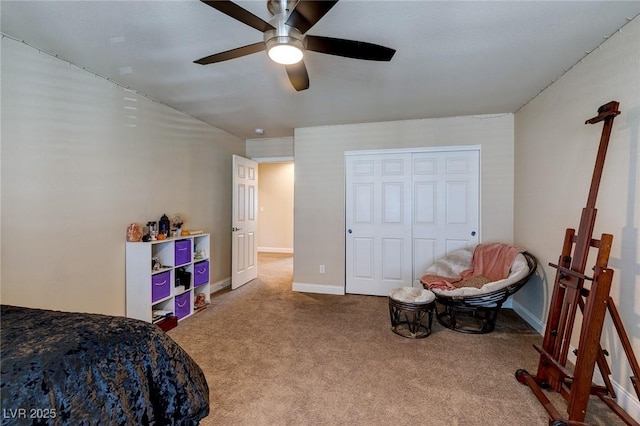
[258,162,294,253]
[1,37,245,315]
[514,15,640,414]
[293,114,515,293]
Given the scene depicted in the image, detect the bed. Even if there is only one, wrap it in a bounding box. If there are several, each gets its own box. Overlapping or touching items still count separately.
[0,304,209,425]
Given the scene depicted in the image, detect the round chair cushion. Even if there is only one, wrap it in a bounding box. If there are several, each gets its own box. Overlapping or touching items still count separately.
[388,287,436,304]
[423,249,530,297]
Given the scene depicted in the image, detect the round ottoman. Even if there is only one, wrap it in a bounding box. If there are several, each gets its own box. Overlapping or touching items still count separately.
[388,287,436,338]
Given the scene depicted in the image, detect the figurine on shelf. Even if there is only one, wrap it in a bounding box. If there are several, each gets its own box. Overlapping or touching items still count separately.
[194,293,207,310]
[172,213,185,236]
[126,223,142,242]
[147,221,157,241]
[152,256,161,271]
[159,214,170,237]
[194,249,206,260]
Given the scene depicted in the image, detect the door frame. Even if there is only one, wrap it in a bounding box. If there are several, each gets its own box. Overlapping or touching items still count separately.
[344,145,481,157]
[230,155,295,289]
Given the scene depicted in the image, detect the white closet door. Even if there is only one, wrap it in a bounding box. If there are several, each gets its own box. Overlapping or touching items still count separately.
[345,153,413,296]
[412,150,479,287]
[345,149,479,295]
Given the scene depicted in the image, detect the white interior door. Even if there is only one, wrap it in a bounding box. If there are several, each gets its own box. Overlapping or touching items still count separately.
[345,153,413,296]
[345,148,479,295]
[232,155,258,289]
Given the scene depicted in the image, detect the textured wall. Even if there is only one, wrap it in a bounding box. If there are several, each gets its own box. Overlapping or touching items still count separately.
[1,38,244,315]
[514,15,640,413]
[293,114,515,293]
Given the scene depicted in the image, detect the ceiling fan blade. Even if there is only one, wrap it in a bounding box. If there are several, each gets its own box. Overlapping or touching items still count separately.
[285,0,339,34]
[285,61,310,91]
[194,42,265,65]
[305,35,396,61]
[201,0,275,33]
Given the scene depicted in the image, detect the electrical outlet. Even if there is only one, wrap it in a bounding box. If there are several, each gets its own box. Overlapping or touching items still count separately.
[319,264,325,274]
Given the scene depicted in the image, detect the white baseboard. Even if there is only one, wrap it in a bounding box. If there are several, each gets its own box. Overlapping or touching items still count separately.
[511,300,640,420]
[258,247,294,254]
[610,382,640,421]
[210,277,231,293]
[512,299,546,334]
[292,282,345,295]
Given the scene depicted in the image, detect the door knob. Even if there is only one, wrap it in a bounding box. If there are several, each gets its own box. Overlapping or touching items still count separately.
[348,229,353,234]
[471,231,476,236]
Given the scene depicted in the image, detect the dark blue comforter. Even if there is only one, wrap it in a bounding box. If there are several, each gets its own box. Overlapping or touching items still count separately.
[0,305,209,425]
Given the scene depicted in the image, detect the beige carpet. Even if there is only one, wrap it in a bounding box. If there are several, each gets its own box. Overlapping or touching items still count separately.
[169,253,625,425]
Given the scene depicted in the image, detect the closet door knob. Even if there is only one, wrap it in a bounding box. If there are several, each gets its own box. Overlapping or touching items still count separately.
[348,229,353,234]
[471,231,476,236]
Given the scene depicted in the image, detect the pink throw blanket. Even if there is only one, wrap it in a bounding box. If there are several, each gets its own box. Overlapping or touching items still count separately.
[421,243,524,291]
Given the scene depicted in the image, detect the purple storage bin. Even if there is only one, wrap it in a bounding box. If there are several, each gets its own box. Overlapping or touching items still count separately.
[174,240,191,266]
[151,271,171,302]
[194,261,209,287]
[175,292,191,319]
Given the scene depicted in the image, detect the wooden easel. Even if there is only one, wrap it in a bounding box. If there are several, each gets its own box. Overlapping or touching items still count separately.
[516,101,640,426]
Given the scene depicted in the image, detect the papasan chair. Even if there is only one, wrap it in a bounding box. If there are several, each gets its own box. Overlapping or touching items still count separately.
[420,243,537,334]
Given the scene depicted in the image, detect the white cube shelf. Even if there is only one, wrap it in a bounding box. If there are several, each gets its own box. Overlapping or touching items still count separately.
[126,234,211,324]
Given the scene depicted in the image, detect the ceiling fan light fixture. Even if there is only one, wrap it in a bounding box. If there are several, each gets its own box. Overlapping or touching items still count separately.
[266,36,304,65]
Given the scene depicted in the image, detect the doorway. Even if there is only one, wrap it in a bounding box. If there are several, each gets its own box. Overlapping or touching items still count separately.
[257,162,294,254]
[256,161,295,282]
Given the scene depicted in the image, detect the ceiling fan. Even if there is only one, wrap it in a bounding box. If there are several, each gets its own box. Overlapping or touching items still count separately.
[194,0,396,91]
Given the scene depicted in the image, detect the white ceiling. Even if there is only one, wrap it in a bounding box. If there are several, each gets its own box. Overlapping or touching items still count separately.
[2,1,639,140]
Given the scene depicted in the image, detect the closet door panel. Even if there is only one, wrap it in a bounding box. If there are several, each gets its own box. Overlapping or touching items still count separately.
[412,150,479,287]
[346,153,412,296]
